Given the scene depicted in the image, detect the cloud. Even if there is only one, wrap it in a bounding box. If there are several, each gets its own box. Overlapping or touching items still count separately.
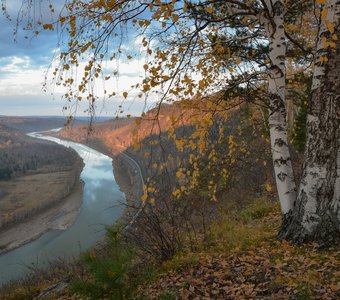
[0,3,158,117]
[0,55,46,95]
[0,53,156,116]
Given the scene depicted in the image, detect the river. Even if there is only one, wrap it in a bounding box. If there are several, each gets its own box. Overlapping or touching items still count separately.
[0,133,125,285]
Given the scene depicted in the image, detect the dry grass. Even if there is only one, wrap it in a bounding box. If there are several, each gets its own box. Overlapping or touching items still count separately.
[0,169,78,229]
[142,198,340,299]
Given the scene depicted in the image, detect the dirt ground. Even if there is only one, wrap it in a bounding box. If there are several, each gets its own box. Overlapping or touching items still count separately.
[0,167,83,254]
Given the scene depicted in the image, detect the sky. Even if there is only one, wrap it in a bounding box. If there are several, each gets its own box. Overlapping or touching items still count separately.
[0,1,152,117]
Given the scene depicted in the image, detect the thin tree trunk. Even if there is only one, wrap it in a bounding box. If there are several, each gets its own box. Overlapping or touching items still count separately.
[279,0,340,244]
[264,0,297,219]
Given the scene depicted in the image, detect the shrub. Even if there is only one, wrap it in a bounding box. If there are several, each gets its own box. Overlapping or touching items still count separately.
[69,226,135,299]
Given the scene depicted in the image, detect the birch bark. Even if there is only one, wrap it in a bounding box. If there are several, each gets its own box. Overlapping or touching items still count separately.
[263,0,297,218]
[279,0,340,243]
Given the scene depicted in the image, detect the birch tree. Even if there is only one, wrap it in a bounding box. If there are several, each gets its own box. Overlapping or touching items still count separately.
[262,0,297,220]
[3,0,339,244]
[279,0,340,243]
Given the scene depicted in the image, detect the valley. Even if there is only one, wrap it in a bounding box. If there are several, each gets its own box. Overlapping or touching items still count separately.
[0,124,125,284]
[0,124,83,239]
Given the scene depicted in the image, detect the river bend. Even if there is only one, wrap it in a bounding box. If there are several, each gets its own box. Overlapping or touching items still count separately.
[0,133,125,285]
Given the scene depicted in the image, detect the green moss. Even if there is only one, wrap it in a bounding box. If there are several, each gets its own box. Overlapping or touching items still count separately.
[240,198,276,222]
[296,283,314,300]
[159,290,177,300]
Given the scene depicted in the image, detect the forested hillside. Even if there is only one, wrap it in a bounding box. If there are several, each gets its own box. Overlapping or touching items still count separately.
[0,124,83,232]
[0,124,79,180]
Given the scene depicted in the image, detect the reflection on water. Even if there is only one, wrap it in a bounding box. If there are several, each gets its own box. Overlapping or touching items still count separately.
[0,134,125,285]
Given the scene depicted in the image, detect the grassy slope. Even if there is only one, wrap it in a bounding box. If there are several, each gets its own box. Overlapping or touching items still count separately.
[142,198,339,299]
[1,198,338,299]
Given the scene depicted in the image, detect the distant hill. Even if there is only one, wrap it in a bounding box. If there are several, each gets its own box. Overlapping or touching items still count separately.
[0,116,88,133]
[57,103,191,148]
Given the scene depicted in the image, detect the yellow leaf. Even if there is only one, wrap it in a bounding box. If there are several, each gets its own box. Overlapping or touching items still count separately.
[198,79,205,89]
[135,117,141,125]
[59,16,66,25]
[143,84,150,92]
[320,55,329,63]
[123,91,128,98]
[325,20,335,34]
[328,41,336,48]
[141,192,147,202]
[42,23,54,30]
[205,7,213,14]
[183,3,188,12]
[321,8,328,21]
[236,58,241,65]
[143,64,149,71]
[133,141,139,151]
[172,189,181,198]
[172,14,179,23]
[265,183,272,192]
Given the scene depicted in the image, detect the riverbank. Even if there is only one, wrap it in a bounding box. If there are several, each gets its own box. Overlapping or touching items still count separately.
[50,123,146,228]
[0,160,84,254]
[0,125,134,253]
[111,152,144,227]
[51,136,144,228]
[0,180,83,254]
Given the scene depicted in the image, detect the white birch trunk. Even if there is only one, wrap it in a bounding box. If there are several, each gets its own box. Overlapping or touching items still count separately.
[280,0,340,243]
[263,0,296,216]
